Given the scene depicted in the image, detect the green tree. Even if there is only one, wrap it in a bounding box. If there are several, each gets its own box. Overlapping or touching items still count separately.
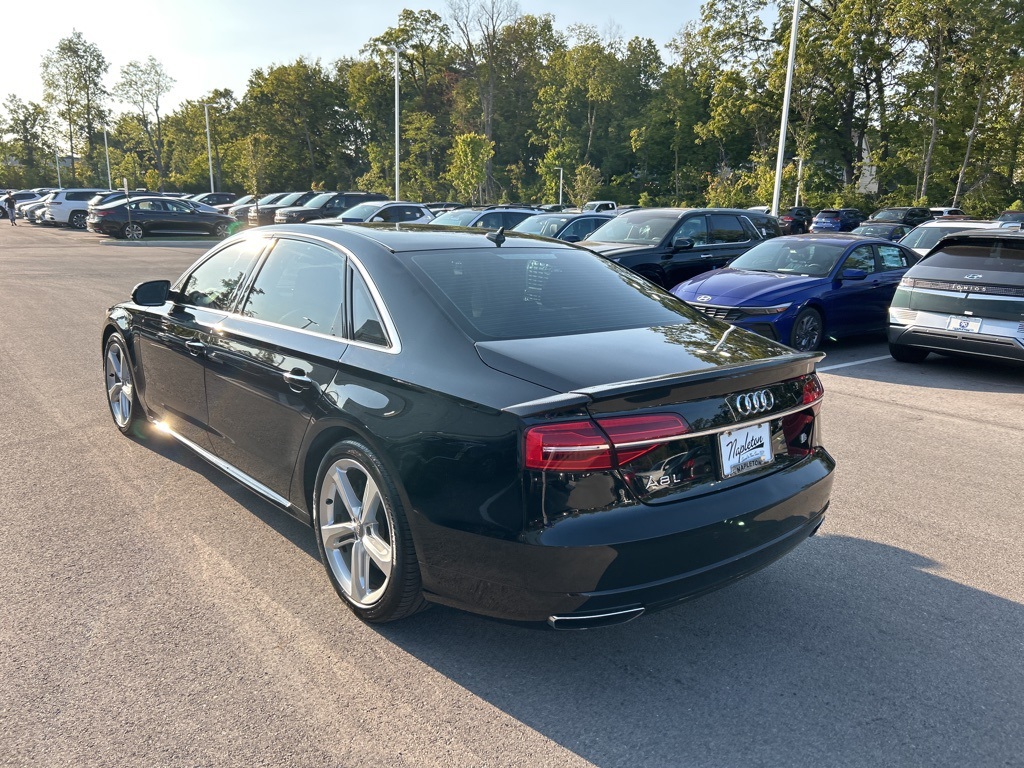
[115,56,176,188]
[444,132,494,202]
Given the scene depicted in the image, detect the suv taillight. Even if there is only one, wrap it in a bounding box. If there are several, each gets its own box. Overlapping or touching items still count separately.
[524,414,690,471]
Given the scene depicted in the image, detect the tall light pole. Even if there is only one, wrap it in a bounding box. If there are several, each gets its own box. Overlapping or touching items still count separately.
[389,45,402,201]
[554,166,564,207]
[771,0,801,217]
[203,103,216,194]
[102,125,112,190]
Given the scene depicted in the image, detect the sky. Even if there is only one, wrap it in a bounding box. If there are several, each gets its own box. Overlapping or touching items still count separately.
[4,0,703,114]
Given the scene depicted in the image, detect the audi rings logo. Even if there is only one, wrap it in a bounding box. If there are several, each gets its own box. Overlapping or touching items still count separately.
[732,389,775,416]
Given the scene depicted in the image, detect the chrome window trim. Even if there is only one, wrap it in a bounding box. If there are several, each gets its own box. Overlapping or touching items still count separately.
[176,231,402,355]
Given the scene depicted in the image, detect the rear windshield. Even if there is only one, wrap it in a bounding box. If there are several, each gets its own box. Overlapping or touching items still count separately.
[901,226,985,251]
[816,210,838,218]
[406,247,699,340]
[920,241,1024,275]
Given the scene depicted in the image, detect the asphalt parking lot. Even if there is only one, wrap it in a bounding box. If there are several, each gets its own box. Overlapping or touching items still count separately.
[2,224,1023,767]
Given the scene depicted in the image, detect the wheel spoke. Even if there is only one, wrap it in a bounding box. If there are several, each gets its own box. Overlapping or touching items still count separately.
[107,349,122,380]
[108,381,123,405]
[359,477,381,525]
[350,540,370,601]
[331,467,361,522]
[363,533,393,579]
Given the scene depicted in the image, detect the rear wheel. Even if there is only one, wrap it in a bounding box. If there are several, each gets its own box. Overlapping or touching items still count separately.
[790,308,824,351]
[213,221,229,238]
[69,211,86,229]
[122,222,144,240]
[889,342,929,363]
[313,440,427,623]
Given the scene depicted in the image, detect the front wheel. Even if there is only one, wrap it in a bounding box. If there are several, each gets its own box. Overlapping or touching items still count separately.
[122,222,144,240]
[313,440,427,623]
[889,342,929,363]
[213,221,229,239]
[790,308,824,351]
[104,334,142,435]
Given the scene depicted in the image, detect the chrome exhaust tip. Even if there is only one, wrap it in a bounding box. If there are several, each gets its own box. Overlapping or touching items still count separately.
[547,606,645,630]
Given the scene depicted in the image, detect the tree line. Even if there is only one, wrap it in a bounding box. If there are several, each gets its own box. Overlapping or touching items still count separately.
[2,0,1023,215]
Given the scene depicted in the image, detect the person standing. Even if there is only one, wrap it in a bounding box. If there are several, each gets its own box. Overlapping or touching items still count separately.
[5,191,17,226]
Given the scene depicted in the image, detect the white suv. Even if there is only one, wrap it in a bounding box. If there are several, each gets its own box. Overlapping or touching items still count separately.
[899,218,999,257]
[45,188,108,229]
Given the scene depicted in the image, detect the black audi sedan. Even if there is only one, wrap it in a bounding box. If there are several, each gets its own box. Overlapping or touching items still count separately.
[87,196,236,240]
[102,225,835,627]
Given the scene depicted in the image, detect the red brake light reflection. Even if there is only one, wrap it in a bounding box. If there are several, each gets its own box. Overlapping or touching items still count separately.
[801,374,824,404]
[524,414,689,472]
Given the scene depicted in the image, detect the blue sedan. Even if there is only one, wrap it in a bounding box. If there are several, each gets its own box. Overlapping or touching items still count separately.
[670,234,919,351]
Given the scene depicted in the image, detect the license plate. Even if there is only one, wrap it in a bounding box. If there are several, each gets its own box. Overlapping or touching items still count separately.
[946,316,981,333]
[719,422,773,477]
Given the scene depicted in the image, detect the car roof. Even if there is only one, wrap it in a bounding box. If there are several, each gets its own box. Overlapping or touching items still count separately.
[252,222,580,254]
[777,233,893,245]
[911,219,996,228]
[935,228,1024,243]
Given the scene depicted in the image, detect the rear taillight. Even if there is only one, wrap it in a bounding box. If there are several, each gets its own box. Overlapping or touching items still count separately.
[800,373,824,404]
[524,414,690,471]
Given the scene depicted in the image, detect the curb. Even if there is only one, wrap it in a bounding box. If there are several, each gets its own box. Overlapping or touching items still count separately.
[101,239,217,248]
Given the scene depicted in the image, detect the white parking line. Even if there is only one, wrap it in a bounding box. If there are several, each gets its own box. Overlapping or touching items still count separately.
[818,355,892,372]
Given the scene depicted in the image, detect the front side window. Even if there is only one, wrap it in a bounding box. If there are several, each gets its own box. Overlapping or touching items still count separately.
[241,238,346,335]
[179,239,266,310]
[674,215,708,246]
[475,212,504,229]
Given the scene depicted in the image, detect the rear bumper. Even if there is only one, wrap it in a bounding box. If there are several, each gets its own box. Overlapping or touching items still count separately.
[889,310,1024,363]
[416,450,835,623]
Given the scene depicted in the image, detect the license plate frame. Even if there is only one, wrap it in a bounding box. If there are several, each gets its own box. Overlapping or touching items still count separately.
[946,316,982,334]
[718,422,773,478]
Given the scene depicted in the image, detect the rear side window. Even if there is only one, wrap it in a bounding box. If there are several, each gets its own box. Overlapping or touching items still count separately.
[408,247,699,340]
[920,241,1024,274]
[708,214,749,243]
[350,269,389,346]
[241,238,346,335]
[878,245,910,269]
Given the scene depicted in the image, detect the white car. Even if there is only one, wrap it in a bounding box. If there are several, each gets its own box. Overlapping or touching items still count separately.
[44,188,109,229]
[899,219,999,257]
[327,201,435,224]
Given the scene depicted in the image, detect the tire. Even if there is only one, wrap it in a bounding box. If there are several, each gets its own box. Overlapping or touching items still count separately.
[313,440,427,623]
[122,222,144,240]
[213,221,229,239]
[790,307,824,351]
[104,334,142,435]
[69,211,87,229]
[889,342,929,363]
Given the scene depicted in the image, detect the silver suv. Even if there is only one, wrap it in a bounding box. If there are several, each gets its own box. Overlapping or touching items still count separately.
[427,205,541,230]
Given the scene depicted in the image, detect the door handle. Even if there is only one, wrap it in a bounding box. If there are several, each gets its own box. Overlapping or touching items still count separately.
[700,253,715,258]
[184,340,205,356]
[283,370,312,391]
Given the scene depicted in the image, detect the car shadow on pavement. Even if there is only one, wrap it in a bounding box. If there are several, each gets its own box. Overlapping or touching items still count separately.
[372,533,1024,766]
[826,350,1024,394]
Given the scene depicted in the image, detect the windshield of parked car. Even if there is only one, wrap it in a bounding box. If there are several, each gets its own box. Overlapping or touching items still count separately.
[871,209,906,222]
[275,192,307,207]
[408,247,701,340]
[256,193,282,205]
[728,240,848,276]
[430,209,482,226]
[997,211,1024,222]
[586,212,679,245]
[900,226,987,251]
[854,225,901,238]
[339,202,383,220]
[304,193,336,208]
[512,214,570,237]
[920,240,1024,274]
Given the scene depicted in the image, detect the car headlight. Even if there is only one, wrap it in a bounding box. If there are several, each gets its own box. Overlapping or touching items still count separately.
[743,303,792,316]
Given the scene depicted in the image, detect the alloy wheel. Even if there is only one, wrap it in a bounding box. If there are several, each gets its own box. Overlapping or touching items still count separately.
[124,223,144,240]
[318,458,394,607]
[791,309,823,351]
[105,341,134,428]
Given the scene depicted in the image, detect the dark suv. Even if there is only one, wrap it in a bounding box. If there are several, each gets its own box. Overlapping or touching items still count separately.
[810,208,865,232]
[274,191,387,224]
[248,191,317,227]
[868,207,933,227]
[779,206,813,234]
[579,207,781,288]
[888,228,1024,363]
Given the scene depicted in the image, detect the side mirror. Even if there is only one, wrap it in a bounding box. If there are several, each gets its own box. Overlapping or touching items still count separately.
[370,216,384,222]
[131,279,171,306]
[672,238,695,251]
[841,268,868,281]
